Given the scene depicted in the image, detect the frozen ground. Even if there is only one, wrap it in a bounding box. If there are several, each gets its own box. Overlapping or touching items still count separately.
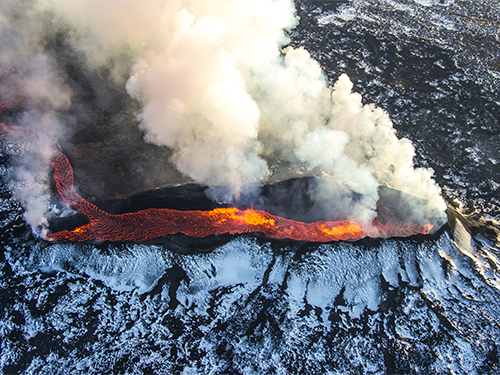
[1,197,500,373]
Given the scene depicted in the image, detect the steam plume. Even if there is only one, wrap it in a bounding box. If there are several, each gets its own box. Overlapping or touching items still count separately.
[0,1,74,235]
[1,0,447,229]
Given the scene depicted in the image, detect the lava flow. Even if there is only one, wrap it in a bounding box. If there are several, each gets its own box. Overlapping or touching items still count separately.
[0,63,433,243]
[0,122,434,242]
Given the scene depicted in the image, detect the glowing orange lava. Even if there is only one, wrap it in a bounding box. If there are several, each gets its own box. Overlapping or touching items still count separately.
[0,63,433,243]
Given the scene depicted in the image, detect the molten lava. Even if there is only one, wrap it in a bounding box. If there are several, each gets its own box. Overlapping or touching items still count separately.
[0,62,433,243]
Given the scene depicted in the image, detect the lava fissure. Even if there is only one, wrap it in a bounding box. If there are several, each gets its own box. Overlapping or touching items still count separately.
[0,122,434,243]
[0,63,433,243]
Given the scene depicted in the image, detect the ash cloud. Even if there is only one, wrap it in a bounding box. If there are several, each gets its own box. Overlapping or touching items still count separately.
[0,0,447,230]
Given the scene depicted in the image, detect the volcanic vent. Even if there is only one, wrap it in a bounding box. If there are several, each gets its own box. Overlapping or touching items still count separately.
[1,121,435,243]
[0,57,443,244]
[0,1,448,245]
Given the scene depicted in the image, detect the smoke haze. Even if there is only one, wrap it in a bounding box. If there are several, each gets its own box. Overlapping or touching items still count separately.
[0,0,447,231]
[0,2,75,235]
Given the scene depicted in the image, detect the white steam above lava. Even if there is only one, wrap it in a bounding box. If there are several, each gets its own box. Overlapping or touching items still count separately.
[0,0,447,230]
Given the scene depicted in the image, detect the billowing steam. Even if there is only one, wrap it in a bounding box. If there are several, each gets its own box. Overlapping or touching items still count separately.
[0,2,74,235]
[0,0,446,232]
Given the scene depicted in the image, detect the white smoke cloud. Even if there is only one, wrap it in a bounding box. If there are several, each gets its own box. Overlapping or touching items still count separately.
[125,11,268,192]
[119,0,335,195]
[295,126,380,223]
[326,74,446,224]
[0,1,74,236]
[1,0,447,229]
[105,0,445,225]
[7,161,50,238]
[2,134,55,238]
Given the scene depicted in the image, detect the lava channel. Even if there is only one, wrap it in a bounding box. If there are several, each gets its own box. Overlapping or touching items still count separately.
[0,63,433,243]
[0,122,433,242]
